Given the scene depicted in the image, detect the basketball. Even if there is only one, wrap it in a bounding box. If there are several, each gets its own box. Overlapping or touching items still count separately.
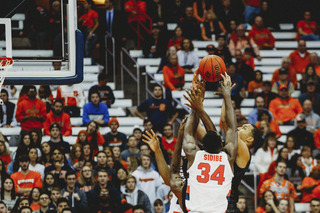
[198,55,227,82]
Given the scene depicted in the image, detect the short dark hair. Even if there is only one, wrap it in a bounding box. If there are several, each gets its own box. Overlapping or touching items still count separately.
[311,197,320,203]
[202,131,222,154]
[133,205,145,213]
[257,109,271,122]
[56,198,68,207]
[97,168,109,176]
[262,81,272,86]
[96,150,107,157]
[39,191,50,199]
[152,84,162,91]
[50,123,61,131]
[250,124,261,148]
[65,170,76,179]
[163,123,173,130]
[54,99,63,106]
[90,91,100,99]
[133,128,142,133]
[18,154,30,163]
[154,199,163,206]
[19,206,32,213]
[143,119,153,125]
[0,201,7,207]
[276,160,287,167]
[0,89,8,96]
[61,208,73,213]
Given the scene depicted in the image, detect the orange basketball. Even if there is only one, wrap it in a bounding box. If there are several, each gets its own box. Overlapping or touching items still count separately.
[198,55,227,82]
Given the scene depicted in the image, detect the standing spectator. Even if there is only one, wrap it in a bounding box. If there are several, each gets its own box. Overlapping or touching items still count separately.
[135,85,178,133]
[56,198,69,213]
[287,116,315,149]
[299,80,320,115]
[10,155,42,196]
[229,24,261,58]
[121,135,141,161]
[38,85,53,113]
[295,99,320,133]
[301,166,320,203]
[167,0,186,23]
[121,175,151,213]
[103,117,127,150]
[79,0,99,60]
[310,198,320,213]
[168,27,184,50]
[260,161,296,213]
[248,16,275,49]
[201,10,226,41]
[271,57,298,88]
[29,187,41,211]
[234,49,255,86]
[15,86,47,136]
[242,0,261,24]
[43,100,72,136]
[48,123,70,156]
[0,201,8,213]
[271,68,295,96]
[178,6,201,40]
[0,89,17,128]
[236,195,247,213]
[216,0,238,32]
[82,92,109,127]
[177,38,199,73]
[192,0,214,23]
[300,66,320,94]
[297,11,320,41]
[269,85,303,125]
[247,70,263,97]
[161,123,177,161]
[248,96,272,125]
[162,54,185,100]
[132,154,162,206]
[61,171,88,213]
[147,0,168,27]
[142,25,167,58]
[257,81,277,109]
[214,35,232,64]
[255,134,278,174]
[88,72,115,108]
[56,85,86,117]
[289,39,310,74]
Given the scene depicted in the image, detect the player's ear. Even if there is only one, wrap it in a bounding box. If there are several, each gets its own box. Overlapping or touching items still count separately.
[246,137,254,146]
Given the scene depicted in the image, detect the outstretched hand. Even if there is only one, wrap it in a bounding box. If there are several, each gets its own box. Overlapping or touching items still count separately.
[214,72,236,97]
[183,88,203,111]
[142,129,160,152]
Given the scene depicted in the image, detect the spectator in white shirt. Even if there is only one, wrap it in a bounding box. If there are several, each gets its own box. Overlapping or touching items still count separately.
[177,38,199,73]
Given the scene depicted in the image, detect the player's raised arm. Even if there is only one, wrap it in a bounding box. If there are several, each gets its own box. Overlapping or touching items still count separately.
[142,130,170,186]
[219,73,238,168]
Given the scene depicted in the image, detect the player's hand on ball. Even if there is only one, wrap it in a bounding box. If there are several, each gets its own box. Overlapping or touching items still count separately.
[216,73,235,97]
[183,88,203,110]
[142,129,160,152]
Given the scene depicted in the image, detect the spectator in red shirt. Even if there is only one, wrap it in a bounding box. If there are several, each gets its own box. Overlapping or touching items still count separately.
[0,141,11,167]
[248,16,275,49]
[124,0,146,23]
[43,100,72,137]
[161,124,177,161]
[168,26,184,50]
[289,40,310,74]
[271,57,298,88]
[301,166,320,203]
[297,11,320,41]
[15,86,47,136]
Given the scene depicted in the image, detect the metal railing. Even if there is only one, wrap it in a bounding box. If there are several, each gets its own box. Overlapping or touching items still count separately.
[105,36,116,84]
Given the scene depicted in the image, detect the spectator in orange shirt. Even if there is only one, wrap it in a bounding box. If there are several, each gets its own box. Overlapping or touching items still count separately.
[201,10,226,41]
[315,128,320,149]
[15,86,47,136]
[10,155,42,196]
[301,166,320,203]
[296,11,320,41]
[269,84,303,125]
[271,57,298,88]
[247,70,263,97]
[0,141,11,167]
[43,100,72,137]
[161,123,177,161]
[260,161,296,213]
[248,16,275,49]
[309,53,320,77]
[271,68,295,96]
[86,121,105,156]
[289,40,310,74]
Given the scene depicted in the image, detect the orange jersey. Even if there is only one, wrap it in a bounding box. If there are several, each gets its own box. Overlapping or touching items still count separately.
[260,177,297,200]
[289,50,310,74]
[268,97,303,123]
[247,80,263,94]
[162,65,185,91]
[301,177,320,203]
[43,110,72,136]
[271,67,298,88]
[314,128,320,148]
[11,170,42,193]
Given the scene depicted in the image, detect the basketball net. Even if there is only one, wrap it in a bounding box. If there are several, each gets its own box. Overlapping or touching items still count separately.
[0,57,13,105]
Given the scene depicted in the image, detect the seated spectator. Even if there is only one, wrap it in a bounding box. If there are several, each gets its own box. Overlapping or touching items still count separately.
[15,85,47,135]
[68,144,83,171]
[310,53,320,77]
[48,123,70,156]
[78,165,96,193]
[242,0,261,24]
[297,11,320,41]
[229,24,260,58]
[147,0,168,28]
[301,166,320,203]
[93,151,116,179]
[38,85,53,113]
[201,10,226,41]
[301,145,316,176]
[103,116,127,150]
[39,142,51,167]
[27,148,45,179]
[247,70,263,97]
[43,99,72,136]
[256,110,281,139]
[161,123,177,161]
[121,135,141,161]
[287,154,305,196]
[29,187,41,211]
[236,195,248,213]
[295,99,320,133]
[284,136,300,160]
[228,19,237,38]
[168,26,184,50]
[11,155,42,196]
[82,92,109,127]
[248,96,272,124]
[142,24,167,58]
[133,127,143,143]
[255,133,279,174]
[214,35,232,64]
[248,16,275,49]
[0,141,11,167]
[260,161,296,212]
[269,85,303,125]
[300,66,320,93]
[50,187,62,209]
[271,57,298,88]
[309,198,320,213]
[298,80,320,115]
[127,155,140,174]
[287,117,314,149]
[177,38,199,73]
[34,192,52,213]
[0,89,17,128]
[178,6,201,40]
[168,0,186,23]
[242,48,255,70]
[132,154,162,207]
[56,198,69,213]
[154,199,164,213]
[121,175,152,213]
[257,120,273,145]
[271,68,295,96]
[256,190,279,213]
[193,0,214,23]
[265,147,289,181]
[277,199,289,213]
[257,81,277,109]
[1,177,17,211]
[42,173,58,193]
[1,85,17,99]
[234,49,255,86]
[84,121,105,156]
[88,72,115,108]
[56,84,86,117]
[258,0,276,30]
[163,54,185,99]
[216,0,238,33]
[158,46,177,73]
[289,39,310,74]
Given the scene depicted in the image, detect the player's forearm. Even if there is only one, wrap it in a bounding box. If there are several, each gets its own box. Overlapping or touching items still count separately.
[223,94,236,131]
[154,149,170,185]
[171,125,184,174]
[197,108,216,132]
[184,110,198,137]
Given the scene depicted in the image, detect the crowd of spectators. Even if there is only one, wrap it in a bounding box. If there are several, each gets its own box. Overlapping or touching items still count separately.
[1,0,320,212]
